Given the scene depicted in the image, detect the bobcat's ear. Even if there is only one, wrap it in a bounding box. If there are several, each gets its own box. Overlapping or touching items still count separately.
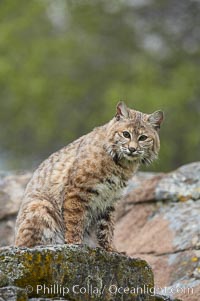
[116,101,129,120]
[148,110,164,130]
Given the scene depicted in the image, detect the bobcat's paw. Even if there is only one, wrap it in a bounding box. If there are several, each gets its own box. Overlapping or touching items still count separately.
[105,246,127,255]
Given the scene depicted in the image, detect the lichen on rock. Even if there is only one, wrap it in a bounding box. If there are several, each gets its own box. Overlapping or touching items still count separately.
[0,244,154,301]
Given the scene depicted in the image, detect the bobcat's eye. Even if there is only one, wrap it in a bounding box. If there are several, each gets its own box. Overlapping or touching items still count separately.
[139,135,148,141]
[123,131,131,139]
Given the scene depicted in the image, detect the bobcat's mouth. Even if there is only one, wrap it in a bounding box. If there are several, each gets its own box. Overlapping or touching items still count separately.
[123,150,144,161]
[127,150,143,157]
[127,152,139,157]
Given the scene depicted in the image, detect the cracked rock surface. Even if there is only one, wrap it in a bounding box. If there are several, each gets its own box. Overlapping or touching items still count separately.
[114,162,200,301]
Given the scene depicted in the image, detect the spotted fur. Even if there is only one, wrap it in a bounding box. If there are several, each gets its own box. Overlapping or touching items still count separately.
[15,102,163,250]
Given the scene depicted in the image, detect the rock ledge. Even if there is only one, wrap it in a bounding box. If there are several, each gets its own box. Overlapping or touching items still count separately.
[0,244,155,301]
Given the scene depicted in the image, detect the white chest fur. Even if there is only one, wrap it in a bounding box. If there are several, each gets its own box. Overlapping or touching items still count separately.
[86,174,126,227]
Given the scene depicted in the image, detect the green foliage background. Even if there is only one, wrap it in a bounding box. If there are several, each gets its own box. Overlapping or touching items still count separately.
[0,0,199,171]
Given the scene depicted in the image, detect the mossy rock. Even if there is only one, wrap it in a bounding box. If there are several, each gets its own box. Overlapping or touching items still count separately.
[0,286,28,301]
[0,244,154,301]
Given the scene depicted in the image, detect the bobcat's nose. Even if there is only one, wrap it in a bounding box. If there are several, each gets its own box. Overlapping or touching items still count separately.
[129,147,136,153]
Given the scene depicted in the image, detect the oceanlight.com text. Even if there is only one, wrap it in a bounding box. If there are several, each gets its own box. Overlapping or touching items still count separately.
[23,283,194,297]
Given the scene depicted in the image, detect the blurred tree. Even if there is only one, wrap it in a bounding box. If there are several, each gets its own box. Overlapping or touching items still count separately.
[0,0,199,171]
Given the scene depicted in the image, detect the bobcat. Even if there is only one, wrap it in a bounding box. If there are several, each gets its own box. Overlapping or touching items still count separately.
[15,101,163,251]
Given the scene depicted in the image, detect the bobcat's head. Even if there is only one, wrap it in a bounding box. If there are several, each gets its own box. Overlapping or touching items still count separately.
[106,101,164,165]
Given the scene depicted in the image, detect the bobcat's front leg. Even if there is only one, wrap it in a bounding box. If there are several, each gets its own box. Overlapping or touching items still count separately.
[63,192,86,244]
[96,206,117,252]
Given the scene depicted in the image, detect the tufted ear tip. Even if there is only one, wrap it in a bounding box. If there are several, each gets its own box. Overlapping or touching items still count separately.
[148,110,164,130]
[115,101,130,120]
